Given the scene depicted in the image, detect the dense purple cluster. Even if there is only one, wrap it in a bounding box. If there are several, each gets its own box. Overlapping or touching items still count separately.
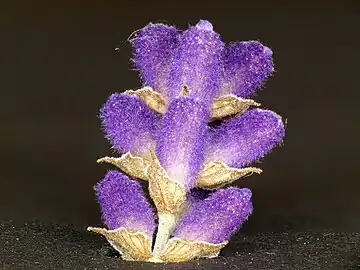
[95,171,155,235]
[131,20,273,106]
[95,20,285,249]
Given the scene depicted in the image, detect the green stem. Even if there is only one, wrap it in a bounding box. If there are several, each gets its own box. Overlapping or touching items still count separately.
[152,212,176,257]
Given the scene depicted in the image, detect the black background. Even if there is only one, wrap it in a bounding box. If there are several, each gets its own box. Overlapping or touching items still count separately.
[1,1,359,232]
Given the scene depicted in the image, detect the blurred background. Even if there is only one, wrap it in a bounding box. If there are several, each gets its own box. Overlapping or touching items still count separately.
[1,1,359,232]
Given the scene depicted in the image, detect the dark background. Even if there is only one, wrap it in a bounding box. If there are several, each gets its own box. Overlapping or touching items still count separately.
[1,1,359,232]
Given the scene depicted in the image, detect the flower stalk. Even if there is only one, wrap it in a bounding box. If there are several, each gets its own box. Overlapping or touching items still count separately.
[152,212,177,257]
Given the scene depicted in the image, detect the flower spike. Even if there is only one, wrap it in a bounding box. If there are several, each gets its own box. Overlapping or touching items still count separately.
[92,19,286,263]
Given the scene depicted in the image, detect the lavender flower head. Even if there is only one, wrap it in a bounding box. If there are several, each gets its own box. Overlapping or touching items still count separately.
[89,19,286,263]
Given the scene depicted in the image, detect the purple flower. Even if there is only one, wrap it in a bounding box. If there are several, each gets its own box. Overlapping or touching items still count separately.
[155,97,209,190]
[131,20,223,105]
[169,20,223,104]
[131,20,273,107]
[100,93,158,156]
[205,108,285,168]
[131,23,179,100]
[220,41,274,98]
[174,187,253,244]
[95,170,156,236]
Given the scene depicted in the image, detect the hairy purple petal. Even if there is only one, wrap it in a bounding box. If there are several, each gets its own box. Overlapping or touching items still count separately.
[174,187,253,244]
[100,93,158,156]
[131,23,179,99]
[220,41,274,98]
[205,108,285,168]
[187,188,214,207]
[156,97,209,190]
[95,171,156,235]
[169,20,223,104]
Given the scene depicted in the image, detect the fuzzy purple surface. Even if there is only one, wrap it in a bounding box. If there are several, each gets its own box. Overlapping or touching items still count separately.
[220,41,274,98]
[155,97,209,190]
[169,20,223,104]
[187,188,214,207]
[205,108,285,168]
[95,171,155,235]
[174,187,253,244]
[131,23,179,99]
[99,93,158,156]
